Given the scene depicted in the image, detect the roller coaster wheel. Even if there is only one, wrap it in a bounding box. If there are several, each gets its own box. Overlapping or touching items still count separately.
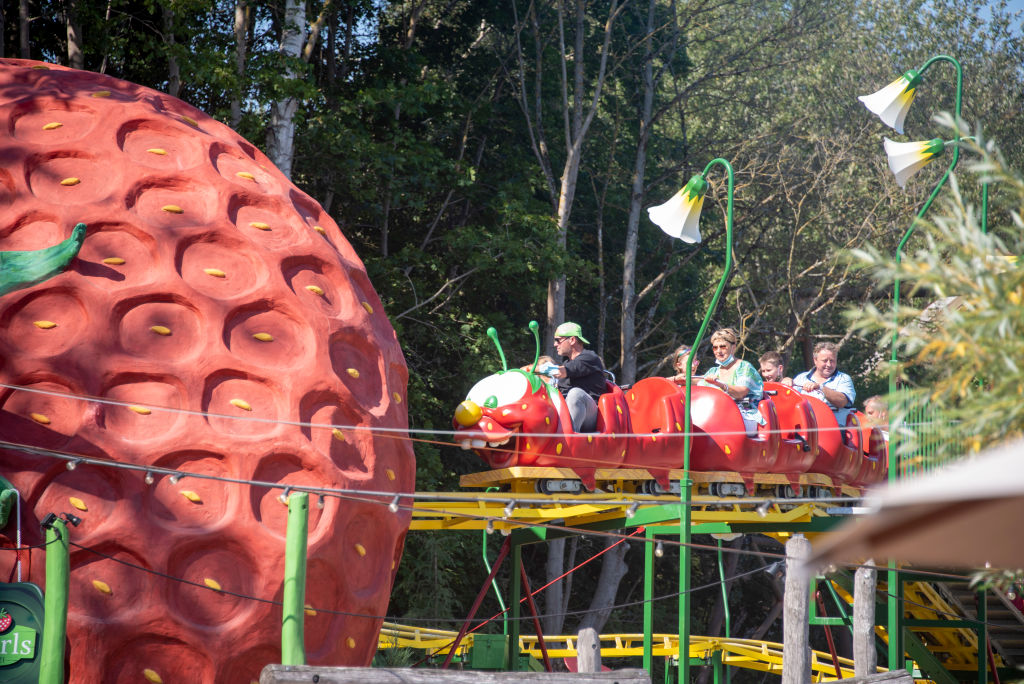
[536,478,583,495]
[709,481,746,497]
[774,484,800,499]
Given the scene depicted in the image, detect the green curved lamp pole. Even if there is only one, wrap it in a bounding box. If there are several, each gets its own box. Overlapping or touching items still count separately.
[649,157,735,683]
[859,54,962,674]
[860,54,963,417]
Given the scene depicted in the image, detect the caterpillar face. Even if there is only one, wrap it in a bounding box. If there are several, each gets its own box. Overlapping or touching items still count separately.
[453,370,561,468]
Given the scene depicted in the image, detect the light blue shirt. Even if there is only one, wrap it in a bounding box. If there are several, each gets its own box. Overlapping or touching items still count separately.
[792,369,856,422]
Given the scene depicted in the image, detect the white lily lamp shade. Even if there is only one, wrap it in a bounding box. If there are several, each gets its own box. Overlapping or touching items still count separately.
[648,174,707,244]
[858,69,922,135]
[883,137,946,189]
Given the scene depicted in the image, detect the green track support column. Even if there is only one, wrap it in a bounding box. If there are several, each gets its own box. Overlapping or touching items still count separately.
[644,527,656,674]
[977,587,987,684]
[39,517,70,684]
[282,492,309,666]
[887,567,903,671]
[678,479,693,684]
[483,488,508,637]
[509,538,523,671]
[717,539,731,684]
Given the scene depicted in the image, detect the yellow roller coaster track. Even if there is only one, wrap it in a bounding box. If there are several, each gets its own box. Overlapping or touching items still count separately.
[410,467,858,535]
[378,622,877,681]
[396,468,995,683]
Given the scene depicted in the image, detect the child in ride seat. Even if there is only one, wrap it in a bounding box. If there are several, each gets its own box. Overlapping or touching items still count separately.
[523,355,559,385]
[863,395,889,442]
[669,344,700,384]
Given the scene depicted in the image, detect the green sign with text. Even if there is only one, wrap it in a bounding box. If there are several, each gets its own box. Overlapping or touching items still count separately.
[0,583,44,683]
[0,624,36,665]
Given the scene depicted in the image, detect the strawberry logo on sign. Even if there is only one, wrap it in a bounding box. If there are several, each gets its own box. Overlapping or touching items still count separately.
[0,608,11,633]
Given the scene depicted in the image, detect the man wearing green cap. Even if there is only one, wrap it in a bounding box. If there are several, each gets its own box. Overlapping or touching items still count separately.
[552,322,607,432]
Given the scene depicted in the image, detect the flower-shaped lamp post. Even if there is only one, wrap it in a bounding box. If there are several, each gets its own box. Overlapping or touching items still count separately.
[859,55,963,400]
[647,158,735,684]
[860,54,978,673]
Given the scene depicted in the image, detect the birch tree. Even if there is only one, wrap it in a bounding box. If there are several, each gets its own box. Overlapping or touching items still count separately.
[19,0,30,57]
[618,0,842,383]
[265,0,305,178]
[617,0,687,384]
[510,0,622,341]
[266,0,333,178]
[65,0,83,69]
[230,0,251,129]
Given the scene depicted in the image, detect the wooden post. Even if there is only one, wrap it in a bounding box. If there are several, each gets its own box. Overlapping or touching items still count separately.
[782,534,811,684]
[854,559,878,677]
[577,627,601,673]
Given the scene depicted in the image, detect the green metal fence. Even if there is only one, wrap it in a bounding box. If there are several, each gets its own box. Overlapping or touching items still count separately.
[894,390,968,479]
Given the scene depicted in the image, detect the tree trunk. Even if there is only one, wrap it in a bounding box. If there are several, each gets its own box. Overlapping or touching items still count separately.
[162,5,180,98]
[1,5,5,58]
[547,0,582,338]
[230,0,250,129]
[98,0,112,73]
[19,0,29,58]
[619,0,657,386]
[65,0,83,69]
[750,536,785,640]
[512,0,618,342]
[576,536,630,633]
[337,3,353,82]
[542,536,577,636]
[326,4,336,83]
[696,538,741,684]
[266,0,304,179]
[543,537,566,635]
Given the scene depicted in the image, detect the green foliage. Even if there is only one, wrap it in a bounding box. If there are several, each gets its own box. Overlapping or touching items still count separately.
[371,644,417,668]
[11,0,1024,649]
[846,124,1024,461]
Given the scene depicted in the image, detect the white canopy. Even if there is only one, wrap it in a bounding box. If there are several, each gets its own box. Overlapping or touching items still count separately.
[811,439,1024,570]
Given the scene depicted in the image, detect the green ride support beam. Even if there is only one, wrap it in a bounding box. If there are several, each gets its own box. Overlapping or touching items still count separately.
[483,488,508,636]
[282,492,309,665]
[976,587,987,684]
[717,539,731,684]
[679,481,693,684]
[644,527,656,674]
[510,539,523,671]
[39,517,70,684]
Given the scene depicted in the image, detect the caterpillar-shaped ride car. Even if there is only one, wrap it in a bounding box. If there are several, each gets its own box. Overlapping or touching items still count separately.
[453,325,887,497]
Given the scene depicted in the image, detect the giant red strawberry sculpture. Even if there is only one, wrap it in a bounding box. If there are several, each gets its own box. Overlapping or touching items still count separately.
[0,59,413,683]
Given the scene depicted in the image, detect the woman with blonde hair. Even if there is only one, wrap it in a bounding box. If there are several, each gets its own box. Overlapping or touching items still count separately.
[698,327,764,434]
